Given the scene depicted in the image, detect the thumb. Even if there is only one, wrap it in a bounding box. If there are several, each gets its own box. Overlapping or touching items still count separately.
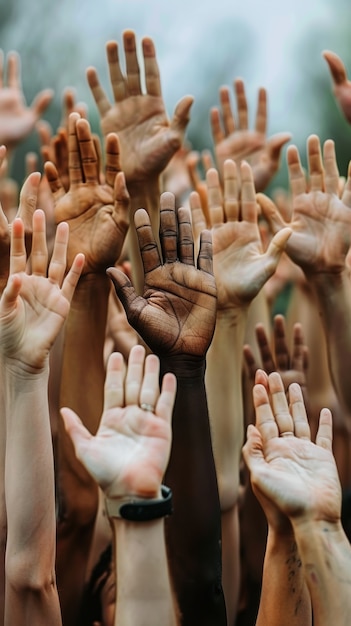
[264,227,292,269]
[0,274,22,316]
[322,50,347,86]
[31,89,54,117]
[170,95,194,135]
[107,268,145,327]
[242,424,265,471]
[60,407,92,459]
[266,132,292,164]
[256,193,286,235]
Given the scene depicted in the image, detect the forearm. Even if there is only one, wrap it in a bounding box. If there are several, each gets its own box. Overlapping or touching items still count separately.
[3,363,61,626]
[312,270,351,412]
[293,518,351,625]
[113,517,178,626]
[57,274,109,626]
[256,527,311,626]
[206,308,248,510]
[127,179,160,294]
[160,356,227,626]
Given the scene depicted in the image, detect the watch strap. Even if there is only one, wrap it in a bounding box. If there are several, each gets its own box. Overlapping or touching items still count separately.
[105,485,173,522]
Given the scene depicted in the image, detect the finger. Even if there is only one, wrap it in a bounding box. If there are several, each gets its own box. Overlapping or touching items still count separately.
[256,192,286,235]
[178,206,194,265]
[112,171,130,235]
[30,89,54,118]
[242,424,265,470]
[243,344,259,380]
[206,168,224,225]
[7,51,21,89]
[139,353,160,411]
[31,209,48,276]
[273,314,289,371]
[266,133,292,169]
[44,161,65,201]
[68,112,82,187]
[25,152,38,176]
[9,217,26,275]
[263,228,292,274]
[253,382,279,442]
[223,159,239,221]
[103,352,125,411]
[240,161,258,222]
[60,407,93,456]
[123,30,142,96]
[17,171,40,233]
[189,191,207,244]
[255,87,267,134]
[106,41,126,102]
[76,118,99,184]
[0,273,22,315]
[36,120,52,150]
[170,96,194,135]
[322,50,348,86]
[315,407,333,451]
[268,372,294,435]
[48,221,69,284]
[54,129,69,185]
[61,252,85,303]
[142,37,162,97]
[156,372,177,423]
[93,134,103,182]
[235,79,249,130]
[210,108,225,144]
[323,139,339,195]
[219,86,235,135]
[159,193,178,263]
[107,267,145,322]
[105,133,121,188]
[255,324,275,374]
[197,229,213,274]
[125,344,146,405]
[288,383,311,440]
[135,208,162,272]
[307,134,324,192]
[255,368,269,389]
[86,67,111,116]
[202,150,215,172]
[291,322,305,372]
[287,145,307,197]
[341,161,351,208]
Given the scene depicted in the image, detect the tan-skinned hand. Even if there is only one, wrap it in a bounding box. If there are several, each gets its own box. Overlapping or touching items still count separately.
[190,159,291,310]
[211,79,291,192]
[108,194,217,358]
[243,370,341,524]
[45,113,129,273]
[257,135,351,275]
[87,30,193,184]
[61,345,176,499]
[0,50,53,150]
[0,209,84,371]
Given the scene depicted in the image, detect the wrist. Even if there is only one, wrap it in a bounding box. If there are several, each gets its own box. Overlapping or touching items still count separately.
[70,273,110,309]
[105,485,172,522]
[1,355,50,379]
[159,354,206,380]
[127,177,160,207]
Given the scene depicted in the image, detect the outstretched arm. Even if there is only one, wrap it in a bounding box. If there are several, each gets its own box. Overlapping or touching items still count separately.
[243,371,351,625]
[87,30,193,293]
[108,195,227,626]
[62,345,178,626]
[1,207,83,626]
[258,135,351,414]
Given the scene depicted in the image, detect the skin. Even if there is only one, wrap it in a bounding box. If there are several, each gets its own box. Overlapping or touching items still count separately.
[323,50,351,124]
[0,208,83,626]
[211,79,291,192]
[62,346,178,626]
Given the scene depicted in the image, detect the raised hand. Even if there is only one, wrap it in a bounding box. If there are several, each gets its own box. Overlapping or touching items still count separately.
[108,193,217,357]
[323,50,351,124]
[243,370,341,523]
[0,208,84,370]
[244,314,308,392]
[87,30,193,184]
[45,112,129,273]
[0,50,53,150]
[61,345,176,499]
[211,80,291,192]
[258,134,351,274]
[190,159,291,309]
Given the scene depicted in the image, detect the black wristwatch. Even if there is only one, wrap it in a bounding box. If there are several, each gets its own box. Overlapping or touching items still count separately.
[105,485,173,522]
